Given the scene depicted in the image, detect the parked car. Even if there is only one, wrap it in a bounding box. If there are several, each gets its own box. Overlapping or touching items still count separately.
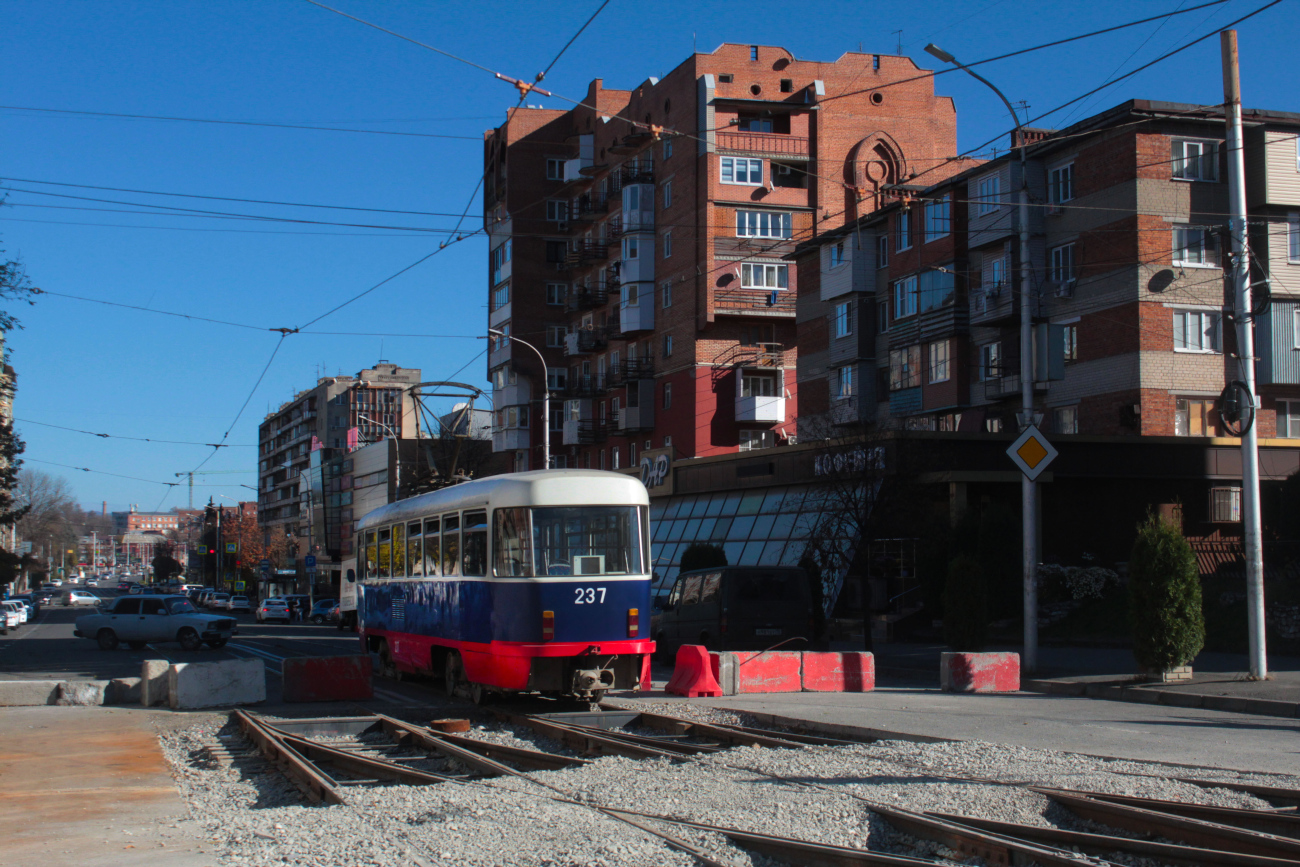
[228,596,251,613]
[74,595,238,651]
[1,600,25,627]
[256,600,290,622]
[308,599,337,624]
[116,582,134,592]
[208,593,230,610]
[0,604,18,633]
[9,595,38,618]
[653,566,813,660]
[62,590,103,607]
[127,584,148,595]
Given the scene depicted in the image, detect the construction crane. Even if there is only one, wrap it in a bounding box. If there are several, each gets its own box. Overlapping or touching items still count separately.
[174,470,252,508]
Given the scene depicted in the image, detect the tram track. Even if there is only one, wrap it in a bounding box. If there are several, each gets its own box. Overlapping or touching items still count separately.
[201,706,1300,867]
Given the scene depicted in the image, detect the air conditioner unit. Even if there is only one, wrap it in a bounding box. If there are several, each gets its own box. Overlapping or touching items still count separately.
[1055,279,1076,298]
[557,222,570,232]
[775,164,792,175]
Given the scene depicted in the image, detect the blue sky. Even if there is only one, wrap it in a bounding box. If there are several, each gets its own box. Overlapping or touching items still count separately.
[2,0,1294,513]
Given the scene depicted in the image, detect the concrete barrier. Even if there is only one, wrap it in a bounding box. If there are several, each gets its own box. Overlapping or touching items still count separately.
[940,651,1020,693]
[281,655,372,703]
[709,651,802,695]
[168,658,265,709]
[141,659,169,707]
[803,652,875,692]
[0,680,60,706]
[56,680,107,706]
[106,677,142,705]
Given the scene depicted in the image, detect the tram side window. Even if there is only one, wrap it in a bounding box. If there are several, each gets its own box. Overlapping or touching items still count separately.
[363,530,376,581]
[408,521,423,577]
[424,517,441,576]
[442,514,461,577]
[463,509,488,577]
[494,507,533,577]
[377,527,391,579]
[392,523,407,577]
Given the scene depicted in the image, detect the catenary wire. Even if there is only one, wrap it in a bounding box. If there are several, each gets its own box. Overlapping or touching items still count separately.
[189,334,289,475]
[14,418,257,447]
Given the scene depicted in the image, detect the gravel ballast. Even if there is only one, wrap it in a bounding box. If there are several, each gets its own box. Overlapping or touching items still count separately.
[158,703,1299,867]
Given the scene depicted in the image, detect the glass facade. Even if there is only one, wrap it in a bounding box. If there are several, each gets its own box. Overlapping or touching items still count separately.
[649,484,859,600]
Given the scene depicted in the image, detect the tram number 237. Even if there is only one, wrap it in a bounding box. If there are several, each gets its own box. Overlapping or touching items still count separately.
[574,587,607,605]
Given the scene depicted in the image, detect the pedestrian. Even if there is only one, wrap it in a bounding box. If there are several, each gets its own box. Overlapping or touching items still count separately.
[287,597,297,624]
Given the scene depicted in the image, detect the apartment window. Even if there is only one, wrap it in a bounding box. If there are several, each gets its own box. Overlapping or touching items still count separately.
[1211,487,1242,522]
[876,234,888,268]
[546,200,568,222]
[830,241,846,267]
[736,210,793,239]
[622,237,639,260]
[877,301,888,334]
[928,340,950,383]
[924,194,950,241]
[1173,309,1221,353]
[894,275,918,319]
[546,368,567,391]
[663,139,673,160]
[718,74,733,83]
[721,156,763,186]
[545,325,567,347]
[661,280,673,308]
[986,417,1003,433]
[612,447,621,470]
[491,240,511,281]
[1063,324,1079,362]
[1173,226,1217,266]
[835,365,854,400]
[740,262,788,290]
[976,174,1001,215]
[1289,214,1300,262]
[738,116,773,132]
[663,181,672,209]
[988,256,1007,292]
[1051,243,1076,283]
[663,334,673,357]
[663,382,672,409]
[897,209,911,251]
[1049,163,1074,204]
[1175,398,1217,436]
[490,321,511,352]
[750,45,759,61]
[1279,400,1300,438]
[889,345,922,391]
[492,281,510,311]
[663,231,672,258]
[739,430,775,451]
[545,240,567,263]
[546,158,564,180]
[1172,139,1218,181]
[979,342,1001,381]
[919,268,955,312]
[825,304,849,342]
[1053,405,1079,435]
[546,283,567,305]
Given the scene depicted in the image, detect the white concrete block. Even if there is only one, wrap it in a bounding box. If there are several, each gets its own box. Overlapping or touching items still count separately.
[141,659,169,707]
[0,680,60,706]
[168,658,265,709]
[710,651,739,696]
[56,680,107,706]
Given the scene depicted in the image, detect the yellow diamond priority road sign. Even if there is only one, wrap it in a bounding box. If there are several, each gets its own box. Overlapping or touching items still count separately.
[1006,424,1057,481]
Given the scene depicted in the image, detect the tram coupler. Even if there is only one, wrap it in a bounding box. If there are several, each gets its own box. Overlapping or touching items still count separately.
[572,667,616,694]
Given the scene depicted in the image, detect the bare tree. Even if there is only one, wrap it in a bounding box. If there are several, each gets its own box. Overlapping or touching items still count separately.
[14,469,78,561]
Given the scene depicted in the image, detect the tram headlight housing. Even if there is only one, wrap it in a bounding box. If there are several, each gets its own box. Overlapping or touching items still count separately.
[542,610,555,641]
[627,608,639,638]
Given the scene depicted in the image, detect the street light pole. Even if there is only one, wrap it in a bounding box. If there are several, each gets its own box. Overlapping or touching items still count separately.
[926,43,1039,673]
[486,328,550,469]
[357,414,402,500]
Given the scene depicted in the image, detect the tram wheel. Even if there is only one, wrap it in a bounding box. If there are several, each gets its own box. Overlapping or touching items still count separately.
[444,651,463,699]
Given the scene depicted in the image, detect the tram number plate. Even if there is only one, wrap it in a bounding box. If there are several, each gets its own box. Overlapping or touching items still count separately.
[755,628,782,636]
[574,587,607,605]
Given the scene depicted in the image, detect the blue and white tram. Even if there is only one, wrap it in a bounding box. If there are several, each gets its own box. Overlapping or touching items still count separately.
[356,469,654,700]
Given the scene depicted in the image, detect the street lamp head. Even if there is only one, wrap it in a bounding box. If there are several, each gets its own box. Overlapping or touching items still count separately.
[923,43,955,64]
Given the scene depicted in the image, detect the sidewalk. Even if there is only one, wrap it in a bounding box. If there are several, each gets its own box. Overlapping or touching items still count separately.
[868,641,1300,719]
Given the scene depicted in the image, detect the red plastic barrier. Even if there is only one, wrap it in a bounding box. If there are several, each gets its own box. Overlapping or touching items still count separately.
[732,650,802,694]
[941,651,1020,693]
[665,645,723,697]
[281,654,373,703]
[639,653,652,691]
[802,652,875,692]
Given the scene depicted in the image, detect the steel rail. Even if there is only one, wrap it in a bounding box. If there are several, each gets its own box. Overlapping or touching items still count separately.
[432,729,591,771]
[504,713,686,760]
[631,709,834,749]
[260,724,458,788]
[929,811,1300,867]
[1032,786,1300,839]
[1043,789,1300,861]
[233,709,347,805]
[1177,777,1300,808]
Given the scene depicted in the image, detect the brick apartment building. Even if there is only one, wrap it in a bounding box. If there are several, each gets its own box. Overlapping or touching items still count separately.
[483,43,964,471]
[792,98,1300,545]
[257,363,421,545]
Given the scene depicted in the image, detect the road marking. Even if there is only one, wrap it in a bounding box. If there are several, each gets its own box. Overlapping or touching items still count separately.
[225,643,286,675]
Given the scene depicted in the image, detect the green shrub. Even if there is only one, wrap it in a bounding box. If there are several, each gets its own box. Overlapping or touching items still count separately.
[679,542,727,574]
[1128,513,1205,671]
[943,553,988,651]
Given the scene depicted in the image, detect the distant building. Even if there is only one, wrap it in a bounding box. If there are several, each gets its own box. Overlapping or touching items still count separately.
[438,402,492,439]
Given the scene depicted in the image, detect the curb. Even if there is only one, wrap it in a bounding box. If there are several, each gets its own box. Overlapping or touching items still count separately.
[1022,678,1300,719]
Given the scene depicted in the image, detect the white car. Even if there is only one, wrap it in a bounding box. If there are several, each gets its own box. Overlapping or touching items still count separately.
[208,593,230,610]
[1,600,25,626]
[0,605,18,633]
[228,596,251,613]
[63,590,102,607]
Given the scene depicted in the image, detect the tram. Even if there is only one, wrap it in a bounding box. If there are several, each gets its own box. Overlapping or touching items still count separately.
[355,469,654,701]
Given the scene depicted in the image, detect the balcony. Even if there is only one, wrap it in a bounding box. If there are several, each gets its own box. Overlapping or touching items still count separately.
[607,358,654,387]
[619,405,654,432]
[576,418,609,443]
[492,427,530,452]
[716,131,810,158]
[565,240,610,268]
[619,296,654,334]
[566,284,610,312]
[571,192,610,221]
[736,368,785,423]
[561,374,607,398]
[736,394,785,423]
[564,328,608,356]
[714,287,796,317]
[617,160,655,184]
[982,369,1049,401]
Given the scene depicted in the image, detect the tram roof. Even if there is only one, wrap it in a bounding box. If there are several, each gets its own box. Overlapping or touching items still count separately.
[356,470,650,530]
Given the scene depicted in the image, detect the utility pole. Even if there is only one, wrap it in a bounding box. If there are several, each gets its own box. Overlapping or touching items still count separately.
[1222,29,1267,679]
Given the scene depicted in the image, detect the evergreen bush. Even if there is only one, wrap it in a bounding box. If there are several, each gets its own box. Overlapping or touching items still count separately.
[943,553,988,651]
[1128,513,1205,671]
[679,542,727,574]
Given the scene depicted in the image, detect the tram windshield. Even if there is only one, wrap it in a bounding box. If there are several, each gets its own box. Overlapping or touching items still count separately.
[497,506,645,577]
